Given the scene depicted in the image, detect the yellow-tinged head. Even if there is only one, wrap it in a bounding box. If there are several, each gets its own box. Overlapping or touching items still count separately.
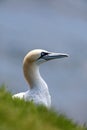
[23,49,69,65]
[23,49,69,87]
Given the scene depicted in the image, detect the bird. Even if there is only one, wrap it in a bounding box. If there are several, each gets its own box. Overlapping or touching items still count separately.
[13,49,68,108]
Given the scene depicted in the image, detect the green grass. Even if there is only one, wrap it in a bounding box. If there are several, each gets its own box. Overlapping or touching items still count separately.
[0,86,86,130]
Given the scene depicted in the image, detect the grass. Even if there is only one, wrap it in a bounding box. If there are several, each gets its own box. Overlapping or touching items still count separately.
[0,86,86,130]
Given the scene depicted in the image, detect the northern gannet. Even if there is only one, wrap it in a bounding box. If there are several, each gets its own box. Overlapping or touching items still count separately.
[13,49,68,107]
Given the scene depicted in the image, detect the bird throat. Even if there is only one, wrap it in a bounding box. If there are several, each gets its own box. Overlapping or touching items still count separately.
[23,62,46,89]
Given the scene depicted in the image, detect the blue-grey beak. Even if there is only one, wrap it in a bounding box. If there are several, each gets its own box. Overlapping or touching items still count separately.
[43,52,69,61]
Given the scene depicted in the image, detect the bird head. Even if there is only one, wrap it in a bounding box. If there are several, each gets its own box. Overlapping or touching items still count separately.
[23,49,69,65]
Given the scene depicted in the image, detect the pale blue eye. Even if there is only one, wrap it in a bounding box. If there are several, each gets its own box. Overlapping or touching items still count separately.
[41,52,48,57]
[41,52,45,56]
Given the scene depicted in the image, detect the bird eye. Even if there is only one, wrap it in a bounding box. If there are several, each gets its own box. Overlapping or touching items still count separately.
[41,52,48,57]
[41,52,45,57]
[37,52,49,60]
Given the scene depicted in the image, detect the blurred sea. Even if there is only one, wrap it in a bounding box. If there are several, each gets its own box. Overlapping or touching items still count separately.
[0,0,87,124]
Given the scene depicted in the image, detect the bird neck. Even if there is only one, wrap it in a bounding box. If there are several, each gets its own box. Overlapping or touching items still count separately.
[23,62,47,89]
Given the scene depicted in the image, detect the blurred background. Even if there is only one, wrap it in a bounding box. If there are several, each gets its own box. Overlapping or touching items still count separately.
[0,0,87,124]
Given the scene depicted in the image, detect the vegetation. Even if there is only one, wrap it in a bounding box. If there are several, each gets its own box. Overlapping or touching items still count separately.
[0,86,86,130]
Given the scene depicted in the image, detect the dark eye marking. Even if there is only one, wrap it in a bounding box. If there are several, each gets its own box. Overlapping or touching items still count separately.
[41,52,48,57]
[37,52,49,60]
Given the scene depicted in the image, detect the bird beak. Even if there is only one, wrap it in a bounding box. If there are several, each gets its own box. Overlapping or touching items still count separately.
[43,52,69,61]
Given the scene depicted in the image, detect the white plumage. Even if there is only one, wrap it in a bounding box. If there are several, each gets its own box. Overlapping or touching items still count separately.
[13,49,68,108]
